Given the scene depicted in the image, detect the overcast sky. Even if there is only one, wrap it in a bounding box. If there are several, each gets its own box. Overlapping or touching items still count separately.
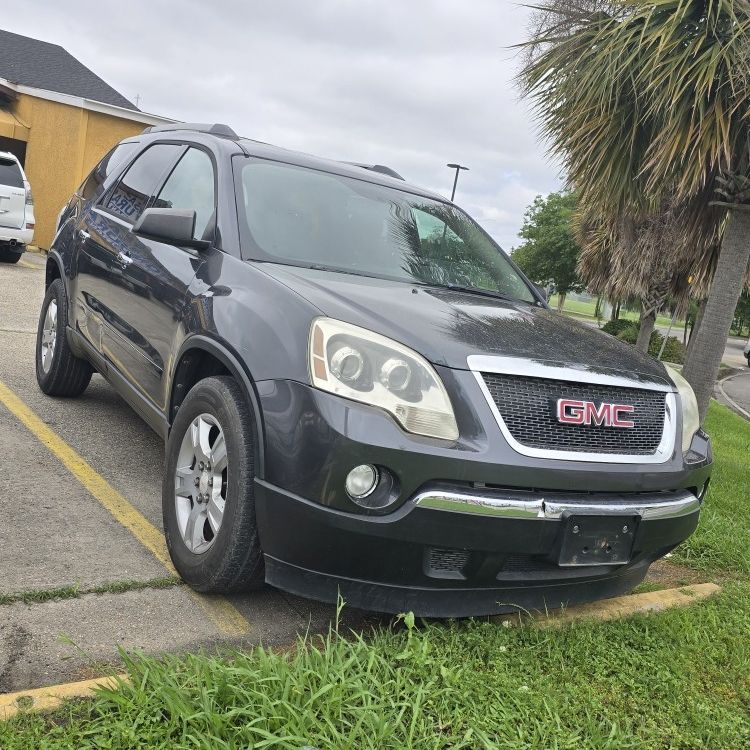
[6,1,561,249]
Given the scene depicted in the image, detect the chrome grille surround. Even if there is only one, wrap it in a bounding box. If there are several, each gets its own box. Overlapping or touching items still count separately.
[467,355,677,464]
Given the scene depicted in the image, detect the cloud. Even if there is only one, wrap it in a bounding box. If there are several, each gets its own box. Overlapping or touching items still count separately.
[2,0,561,247]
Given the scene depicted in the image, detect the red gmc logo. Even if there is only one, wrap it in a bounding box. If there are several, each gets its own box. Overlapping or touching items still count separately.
[556,399,635,428]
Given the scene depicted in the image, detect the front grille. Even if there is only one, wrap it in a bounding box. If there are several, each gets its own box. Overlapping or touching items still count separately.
[481,373,666,455]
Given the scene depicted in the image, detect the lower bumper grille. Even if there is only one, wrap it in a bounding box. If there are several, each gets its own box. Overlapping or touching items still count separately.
[426,547,470,577]
[481,372,666,455]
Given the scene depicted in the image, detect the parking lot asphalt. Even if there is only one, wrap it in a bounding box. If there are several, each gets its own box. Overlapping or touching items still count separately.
[719,371,750,420]
[0,253,372,693]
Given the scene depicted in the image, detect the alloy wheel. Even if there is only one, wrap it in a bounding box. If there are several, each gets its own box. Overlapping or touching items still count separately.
[41,299,58,373]
[174,413,228,554]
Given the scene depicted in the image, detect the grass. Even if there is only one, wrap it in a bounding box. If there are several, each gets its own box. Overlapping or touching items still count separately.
[672,404,750,575]
[0,576,182,606]
[1,403,749,749]
[549,295,680,329]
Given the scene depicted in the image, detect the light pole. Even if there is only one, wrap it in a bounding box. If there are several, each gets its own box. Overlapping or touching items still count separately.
[447,163,469,201]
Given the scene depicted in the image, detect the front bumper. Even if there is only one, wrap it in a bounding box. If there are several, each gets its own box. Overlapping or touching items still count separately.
[256,480,701,617]
[254,378,711,617]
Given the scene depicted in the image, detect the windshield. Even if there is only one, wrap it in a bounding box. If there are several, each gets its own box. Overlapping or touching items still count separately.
[238,160,535,303]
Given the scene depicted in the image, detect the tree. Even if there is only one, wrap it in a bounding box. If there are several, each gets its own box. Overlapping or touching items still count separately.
[519,0,750,420]
[512,192,583,311]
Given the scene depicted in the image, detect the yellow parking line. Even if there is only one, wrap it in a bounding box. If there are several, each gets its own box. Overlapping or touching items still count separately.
[0,379,250,637]
[0,674,128,721]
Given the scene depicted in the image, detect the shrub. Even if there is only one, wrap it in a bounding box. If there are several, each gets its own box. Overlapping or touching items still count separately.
[647,330,665,357]
[609,322,685,363]
[614,324,640,344]
[660,336,686,364]
[601,319,636,336]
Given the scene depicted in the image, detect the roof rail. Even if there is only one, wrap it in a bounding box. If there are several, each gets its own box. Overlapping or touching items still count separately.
[141,122,239,138]
[346,162,405,181]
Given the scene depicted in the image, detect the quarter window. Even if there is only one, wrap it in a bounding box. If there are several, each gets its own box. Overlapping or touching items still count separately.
[0,156,23,188]
[80,141,140,201]
[104,144,183,223]
[154,148,216,240]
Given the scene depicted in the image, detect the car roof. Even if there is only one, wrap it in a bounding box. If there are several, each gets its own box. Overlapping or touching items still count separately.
[138,124,448,203]
[237,139,447,202]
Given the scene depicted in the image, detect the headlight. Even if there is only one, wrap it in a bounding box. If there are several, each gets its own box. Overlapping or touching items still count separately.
[666,366,700,452]
[309,318,459,441]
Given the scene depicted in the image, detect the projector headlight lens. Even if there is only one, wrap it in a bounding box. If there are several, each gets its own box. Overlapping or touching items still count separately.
[309,318,459,441]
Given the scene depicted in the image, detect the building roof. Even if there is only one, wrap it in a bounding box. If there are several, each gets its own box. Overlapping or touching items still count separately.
[0,28,137,111]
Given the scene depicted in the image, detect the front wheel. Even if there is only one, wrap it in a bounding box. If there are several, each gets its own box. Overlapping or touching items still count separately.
[163,376,264,593]
[36,279,93,396]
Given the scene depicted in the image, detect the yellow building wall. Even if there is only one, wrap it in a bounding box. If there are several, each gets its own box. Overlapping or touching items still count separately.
[10,94,146,249]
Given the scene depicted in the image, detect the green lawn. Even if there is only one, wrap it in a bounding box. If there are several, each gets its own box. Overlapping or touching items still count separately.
[3,403,750,749]
[550,295,681,329]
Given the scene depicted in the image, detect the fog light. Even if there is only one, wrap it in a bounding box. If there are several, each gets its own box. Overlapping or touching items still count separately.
[345,464,378,499]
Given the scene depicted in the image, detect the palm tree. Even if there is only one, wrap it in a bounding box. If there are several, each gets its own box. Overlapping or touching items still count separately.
[519,0,750,420]
[575,198,723,351]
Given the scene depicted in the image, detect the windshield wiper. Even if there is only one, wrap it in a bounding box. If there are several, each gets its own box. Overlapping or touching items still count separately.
[426,283,529,305]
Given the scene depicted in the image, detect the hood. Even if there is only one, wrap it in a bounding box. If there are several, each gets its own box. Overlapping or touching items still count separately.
[258,263,671,385]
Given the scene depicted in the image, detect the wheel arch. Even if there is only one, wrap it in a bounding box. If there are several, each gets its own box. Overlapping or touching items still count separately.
[169,335,265,478]
[45,251,65,289]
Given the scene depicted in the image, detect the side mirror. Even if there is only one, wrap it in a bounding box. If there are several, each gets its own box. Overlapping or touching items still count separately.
[133,208,209,249]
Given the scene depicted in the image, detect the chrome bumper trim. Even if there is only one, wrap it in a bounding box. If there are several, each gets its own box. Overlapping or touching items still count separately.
[414,489,700,521]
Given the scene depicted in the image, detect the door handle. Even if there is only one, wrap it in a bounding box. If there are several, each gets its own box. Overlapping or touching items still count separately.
[116,251,133,268]
[79,229,90,241]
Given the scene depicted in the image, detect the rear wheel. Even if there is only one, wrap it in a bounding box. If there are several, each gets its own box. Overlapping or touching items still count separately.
[35,279,93,397]
[163,376,264,593]
[0,247,22,263]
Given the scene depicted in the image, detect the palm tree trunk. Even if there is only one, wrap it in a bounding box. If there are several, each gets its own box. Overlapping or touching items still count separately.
[685,298,706,359]
[636,309,656,353]
[557,292,567,312]
[683,211,750,421]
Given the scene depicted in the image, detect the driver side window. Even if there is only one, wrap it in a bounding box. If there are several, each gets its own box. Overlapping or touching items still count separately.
[154,148,216,240]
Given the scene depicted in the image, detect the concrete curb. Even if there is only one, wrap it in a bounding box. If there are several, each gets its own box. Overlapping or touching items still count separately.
[0,674,128,720]
[494,582,722,628]
[716,372,750,421]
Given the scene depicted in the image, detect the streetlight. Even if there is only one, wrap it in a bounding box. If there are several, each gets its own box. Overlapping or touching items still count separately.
[446,163,469,201]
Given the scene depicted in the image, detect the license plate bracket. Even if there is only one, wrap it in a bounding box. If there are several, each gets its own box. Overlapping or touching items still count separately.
[558,514,639,567]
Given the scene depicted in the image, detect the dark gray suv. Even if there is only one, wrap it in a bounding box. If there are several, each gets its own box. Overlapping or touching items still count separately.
[36,124,712,617]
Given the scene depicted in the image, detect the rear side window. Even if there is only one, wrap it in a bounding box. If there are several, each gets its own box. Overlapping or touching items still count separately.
[0,157,23,188]
[154,148,216,240]
[80,141,140,201]
[104,144,183,223]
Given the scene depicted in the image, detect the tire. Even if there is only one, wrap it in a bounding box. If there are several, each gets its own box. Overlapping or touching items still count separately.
[163,375,264,593]
[0,247,22,263]
[36,279,93,397]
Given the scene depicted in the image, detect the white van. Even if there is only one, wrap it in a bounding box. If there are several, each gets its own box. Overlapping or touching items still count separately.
[0,151,34,263]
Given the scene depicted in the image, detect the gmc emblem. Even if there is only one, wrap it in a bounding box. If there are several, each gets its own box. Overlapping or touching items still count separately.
[556,399,635,428]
